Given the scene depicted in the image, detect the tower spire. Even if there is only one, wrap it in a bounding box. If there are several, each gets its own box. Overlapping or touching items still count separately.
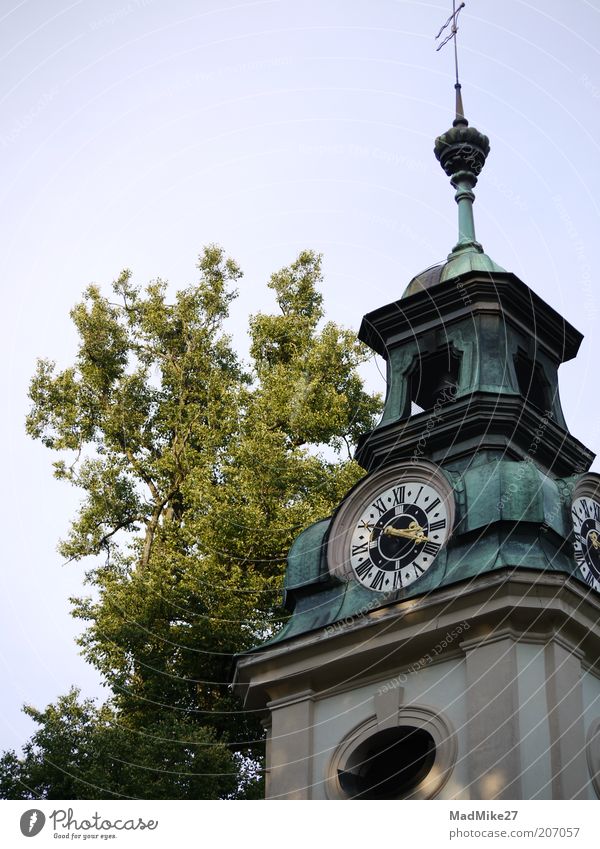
[434,1,489,258]
[454,82,466,127]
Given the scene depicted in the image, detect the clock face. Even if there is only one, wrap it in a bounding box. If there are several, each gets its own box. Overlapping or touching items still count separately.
[349,480,450,592]
[572,495,600,592]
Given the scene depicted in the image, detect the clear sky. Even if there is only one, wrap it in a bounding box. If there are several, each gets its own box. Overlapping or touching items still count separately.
[1,0,599,754]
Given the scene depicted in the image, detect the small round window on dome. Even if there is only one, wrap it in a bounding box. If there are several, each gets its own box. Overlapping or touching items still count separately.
[337,726,436,800]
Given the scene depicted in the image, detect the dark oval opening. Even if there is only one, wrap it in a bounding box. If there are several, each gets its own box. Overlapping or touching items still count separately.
[338,726,436,800]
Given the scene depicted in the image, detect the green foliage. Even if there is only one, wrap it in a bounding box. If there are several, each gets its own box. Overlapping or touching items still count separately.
[6,246,381,799]
[0,689,238,800]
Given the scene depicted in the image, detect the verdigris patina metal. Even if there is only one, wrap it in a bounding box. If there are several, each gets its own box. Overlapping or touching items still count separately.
[254,97,594,648]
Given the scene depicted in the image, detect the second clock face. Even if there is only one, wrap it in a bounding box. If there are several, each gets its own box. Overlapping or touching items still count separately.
[349,480,450,592]
[572,495,600,592]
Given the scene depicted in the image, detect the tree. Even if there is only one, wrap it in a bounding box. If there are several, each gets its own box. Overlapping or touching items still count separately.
[0,689,237,800]
[2,247,380,799]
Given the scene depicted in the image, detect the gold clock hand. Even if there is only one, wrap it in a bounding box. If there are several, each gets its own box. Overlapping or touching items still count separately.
[590,531,600,550]
[378,518,418,536]
[383,523,429,543]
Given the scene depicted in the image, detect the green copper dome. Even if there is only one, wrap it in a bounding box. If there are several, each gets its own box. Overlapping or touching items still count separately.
[403,251,506,298]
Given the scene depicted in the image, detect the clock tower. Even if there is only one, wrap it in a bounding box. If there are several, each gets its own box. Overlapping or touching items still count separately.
[233,84,600,800]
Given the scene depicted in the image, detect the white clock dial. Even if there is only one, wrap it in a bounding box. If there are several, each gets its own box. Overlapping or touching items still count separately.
[572,495,600,593]
[327,460,455,591]
[349,479,450,592]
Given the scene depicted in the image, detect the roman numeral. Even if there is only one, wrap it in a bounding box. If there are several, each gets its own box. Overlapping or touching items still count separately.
[372,497,387,516]
[574,549,585,563]
[370,570,386,591]
[582,499,591,518]
[352,542,369,557]
[572,508,581,528]
[594,503,600,521]
[422,541,440,557]
[583,569,596,588]
[392,571,403,590]
[391,485,405,506]
[429,519,446,532]
[354,559,372,579]
[425,498,441,514]
[413,563,425,577]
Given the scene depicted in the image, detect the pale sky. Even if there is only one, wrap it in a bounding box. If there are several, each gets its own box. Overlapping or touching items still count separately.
[1,0,599,754]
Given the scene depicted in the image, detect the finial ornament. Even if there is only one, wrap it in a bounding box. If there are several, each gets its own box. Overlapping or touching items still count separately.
[434,1,489,257]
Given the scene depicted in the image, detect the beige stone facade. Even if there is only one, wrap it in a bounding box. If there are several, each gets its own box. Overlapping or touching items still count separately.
[234,570,600,799]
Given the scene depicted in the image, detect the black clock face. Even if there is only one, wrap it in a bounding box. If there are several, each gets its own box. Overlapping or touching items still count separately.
[572,496,600,592]
[349,481,450,592]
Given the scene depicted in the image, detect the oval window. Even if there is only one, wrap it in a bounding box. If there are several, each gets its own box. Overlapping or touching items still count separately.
[337,725,436,800]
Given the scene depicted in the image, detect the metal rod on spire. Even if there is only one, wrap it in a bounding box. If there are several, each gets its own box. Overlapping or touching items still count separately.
[435,2,467,126]
[453,8,461,86]
[434,1,491,258]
